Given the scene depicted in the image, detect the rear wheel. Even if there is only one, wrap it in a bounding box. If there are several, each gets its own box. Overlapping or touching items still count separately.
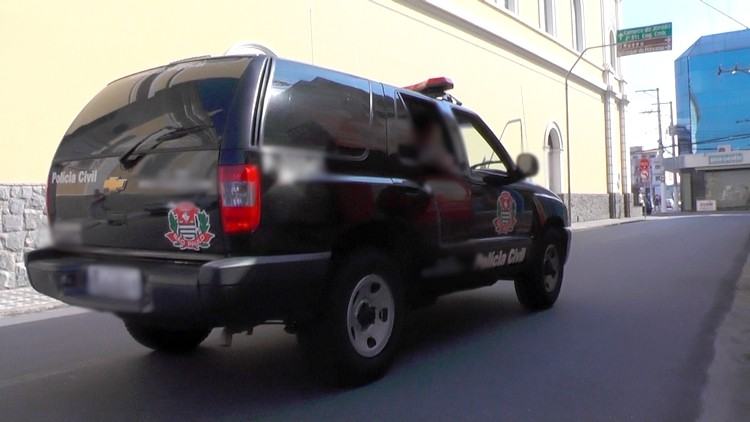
[297,249,405,386]
[124,320,211,354]
[514,229,564,311]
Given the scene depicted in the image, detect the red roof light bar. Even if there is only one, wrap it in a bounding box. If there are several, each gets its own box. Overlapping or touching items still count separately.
[403,77,454,96]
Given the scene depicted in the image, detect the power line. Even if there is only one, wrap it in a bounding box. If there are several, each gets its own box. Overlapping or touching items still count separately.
[691,133,750,146]
[698,0,750,29]
[632,130,750,154]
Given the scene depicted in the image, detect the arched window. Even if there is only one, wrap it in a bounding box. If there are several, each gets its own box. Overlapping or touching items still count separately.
[609,31,617,70]
[572,0,584,52]
[546,124,563,193]
[541,0,556,36]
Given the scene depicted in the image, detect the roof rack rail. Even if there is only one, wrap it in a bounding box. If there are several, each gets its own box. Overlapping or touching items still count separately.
[167,55,212,66]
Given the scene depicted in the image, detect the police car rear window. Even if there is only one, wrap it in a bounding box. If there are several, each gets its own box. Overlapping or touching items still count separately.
[55,57,251,161]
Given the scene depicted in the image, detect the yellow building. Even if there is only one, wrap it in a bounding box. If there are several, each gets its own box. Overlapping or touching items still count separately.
[0,0,629,287]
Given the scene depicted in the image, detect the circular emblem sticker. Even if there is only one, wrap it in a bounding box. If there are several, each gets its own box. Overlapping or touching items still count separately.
[164,202,215,251]
[493,191,518,235]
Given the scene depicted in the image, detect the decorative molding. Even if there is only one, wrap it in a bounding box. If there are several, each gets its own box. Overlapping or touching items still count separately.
[403,0,626,97]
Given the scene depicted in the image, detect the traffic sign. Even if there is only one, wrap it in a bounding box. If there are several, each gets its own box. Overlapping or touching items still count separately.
[617,23,672,57]
[638,158,650,186]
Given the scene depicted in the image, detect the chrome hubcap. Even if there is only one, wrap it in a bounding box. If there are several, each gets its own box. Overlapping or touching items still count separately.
[346,274,395,358]
[542,245,561,293]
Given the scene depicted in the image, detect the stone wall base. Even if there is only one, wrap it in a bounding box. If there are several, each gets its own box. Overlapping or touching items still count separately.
[559,193,628,223]
[1,184,49,289]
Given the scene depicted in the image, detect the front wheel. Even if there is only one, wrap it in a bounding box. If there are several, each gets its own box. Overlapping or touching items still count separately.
[514,229,565,311]
[297,249,405,386]
[124,320,211,354]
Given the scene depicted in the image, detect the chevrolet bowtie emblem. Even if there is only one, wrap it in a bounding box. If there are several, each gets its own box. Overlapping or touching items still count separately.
[103,176,128,193]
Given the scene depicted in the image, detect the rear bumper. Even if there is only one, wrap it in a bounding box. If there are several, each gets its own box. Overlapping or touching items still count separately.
[25,248,331,327]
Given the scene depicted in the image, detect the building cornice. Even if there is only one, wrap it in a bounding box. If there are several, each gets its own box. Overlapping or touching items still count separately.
[395,0,627,99]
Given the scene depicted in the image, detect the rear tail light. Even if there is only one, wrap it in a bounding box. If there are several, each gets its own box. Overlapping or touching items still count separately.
[219,164,261,234]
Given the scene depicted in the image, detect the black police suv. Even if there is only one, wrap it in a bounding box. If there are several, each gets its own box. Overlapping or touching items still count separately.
[27,53,571,385]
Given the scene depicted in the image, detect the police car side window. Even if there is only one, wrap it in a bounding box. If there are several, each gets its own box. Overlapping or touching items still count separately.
[387,92,419,161]
[394,93,462,175]
[454,111,509,174]
[262,60,385,157]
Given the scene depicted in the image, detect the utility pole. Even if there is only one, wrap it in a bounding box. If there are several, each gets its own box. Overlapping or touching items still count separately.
[667,101,675,158]
[656,89,663,153]
[636,88,667,213]
[657,101,678,210]
[644,100,676,157]
[655,90,667,213]
[666,101,678,211]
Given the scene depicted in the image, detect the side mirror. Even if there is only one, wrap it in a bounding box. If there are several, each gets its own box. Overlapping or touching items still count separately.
[515,153,539,178]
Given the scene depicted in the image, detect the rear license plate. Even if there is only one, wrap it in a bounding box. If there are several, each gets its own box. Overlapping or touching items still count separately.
[86,265,142,301]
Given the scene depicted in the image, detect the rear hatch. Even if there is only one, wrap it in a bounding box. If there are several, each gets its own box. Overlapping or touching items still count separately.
[48,56,255,256]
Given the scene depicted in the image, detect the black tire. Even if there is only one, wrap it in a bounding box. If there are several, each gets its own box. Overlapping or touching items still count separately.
[297,248,405,386]
[124,320,211,354]
[514,228,565,311]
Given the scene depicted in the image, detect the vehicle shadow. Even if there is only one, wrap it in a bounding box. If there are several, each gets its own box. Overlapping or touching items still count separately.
[400,284,526,356]
[101,284,530,419]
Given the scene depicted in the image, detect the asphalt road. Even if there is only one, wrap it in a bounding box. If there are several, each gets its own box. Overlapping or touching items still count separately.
[1,215,749,421]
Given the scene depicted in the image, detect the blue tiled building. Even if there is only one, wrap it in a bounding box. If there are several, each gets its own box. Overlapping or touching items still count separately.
[675,29,750,153]
[669,30,750,210]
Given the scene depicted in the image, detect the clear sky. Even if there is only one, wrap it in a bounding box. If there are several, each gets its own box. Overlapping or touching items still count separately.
[621,0,750,152]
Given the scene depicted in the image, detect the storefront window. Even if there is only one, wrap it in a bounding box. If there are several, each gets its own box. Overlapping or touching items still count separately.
[704,169,750,209]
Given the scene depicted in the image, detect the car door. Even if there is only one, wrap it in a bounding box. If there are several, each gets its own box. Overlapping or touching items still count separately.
[394,92,473,245]
[447,108,534,273]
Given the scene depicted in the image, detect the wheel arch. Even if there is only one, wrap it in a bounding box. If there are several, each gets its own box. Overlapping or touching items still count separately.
[532,193,570,262]
[541,216,569,262]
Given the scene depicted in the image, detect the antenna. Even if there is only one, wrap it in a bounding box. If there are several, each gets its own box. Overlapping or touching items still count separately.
[224,42,278,57]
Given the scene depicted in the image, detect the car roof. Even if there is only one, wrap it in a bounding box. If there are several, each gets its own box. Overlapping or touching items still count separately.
[107,54,265,86]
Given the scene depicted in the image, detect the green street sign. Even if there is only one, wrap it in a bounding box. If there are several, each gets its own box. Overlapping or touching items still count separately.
[617,22,672,57]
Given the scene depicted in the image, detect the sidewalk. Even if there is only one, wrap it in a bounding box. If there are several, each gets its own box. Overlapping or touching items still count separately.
[0,287,65,318]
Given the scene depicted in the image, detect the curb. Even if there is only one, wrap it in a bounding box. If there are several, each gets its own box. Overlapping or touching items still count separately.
[570,217,648,232]
[0,306,87,328]
[0,287,68,319]
[0,301,68,318]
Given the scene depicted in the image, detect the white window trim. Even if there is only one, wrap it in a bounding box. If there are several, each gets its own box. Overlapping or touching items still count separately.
[544,122,564,193]
[608,29,618,71]
[506,0,517,14]
[539,0,557,37]
[571,0,586,52]
[543,122,565,151]
[485,0,518,15]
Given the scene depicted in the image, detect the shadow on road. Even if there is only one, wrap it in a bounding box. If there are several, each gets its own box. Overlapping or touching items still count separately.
[96,286,529,418]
